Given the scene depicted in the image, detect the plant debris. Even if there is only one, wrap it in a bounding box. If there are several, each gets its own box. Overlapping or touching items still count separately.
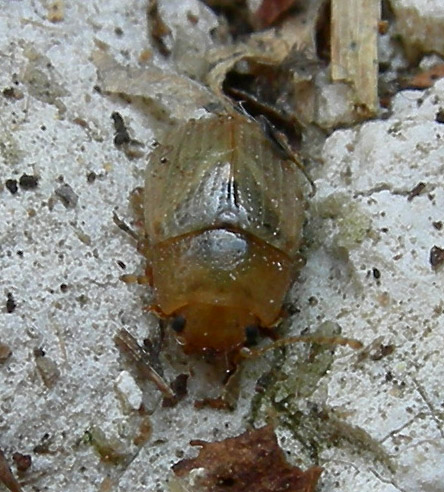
[83,428,128,465]
[403,64,444,90]
[34,348,60,388]
[0,343,12,363]
[12,453,31,473]
[172,425,322,492]
[430,245,444,271]
[93,49,218,125]
[0,448,22,492]
[255,0,299,29]
[5,179,18,194]
[2,87,24,100]
[111,112,131,146]
[162,374,189,408]
[147,0,172,56]
[18,174,39,190]
[54,183,78,208]
[330,0,380,116]
[114,329,175,401]
[407,182,426,201]
[6,293,16,313]
[110,111,144,158]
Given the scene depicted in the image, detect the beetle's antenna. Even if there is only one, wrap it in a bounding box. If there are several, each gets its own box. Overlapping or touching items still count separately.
[240,334,363,359]
[257,115,316,196]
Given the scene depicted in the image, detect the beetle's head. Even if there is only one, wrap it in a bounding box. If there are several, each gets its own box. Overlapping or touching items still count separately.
[170,303,259,355]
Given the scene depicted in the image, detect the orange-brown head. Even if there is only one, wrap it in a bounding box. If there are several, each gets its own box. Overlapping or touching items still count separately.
[170,303,259,355]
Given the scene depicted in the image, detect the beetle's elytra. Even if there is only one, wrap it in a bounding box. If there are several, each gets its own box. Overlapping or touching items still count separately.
[139,112,306,356]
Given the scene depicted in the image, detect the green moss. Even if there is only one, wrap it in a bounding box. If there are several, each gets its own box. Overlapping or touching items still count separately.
[248,322,394,472]
[309,193,372,254]
[82,427,129,466]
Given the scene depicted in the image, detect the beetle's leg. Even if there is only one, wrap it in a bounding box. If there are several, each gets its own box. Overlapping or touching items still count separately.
[239,334,363,360]
[129,186,145,227]
[113,207,149,252]
[137,238,150,259]
[120,273,151,285]
[120,261,153,286]
[194,356,242,411]
[114,208,154,285]
[113,211,140,241]
[258,325,279,341]
[194,396,233,411]
[142,304,169,319]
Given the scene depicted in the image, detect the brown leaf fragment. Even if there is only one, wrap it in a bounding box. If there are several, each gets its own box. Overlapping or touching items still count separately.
[12,453,31,473]
[0,448,22,492]
[404,64,444,90]
[172,425,322,492]
[255,0,298,28]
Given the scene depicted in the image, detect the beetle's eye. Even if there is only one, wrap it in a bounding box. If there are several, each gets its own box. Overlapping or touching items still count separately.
[244,325,259,347]
[171,315,186,333]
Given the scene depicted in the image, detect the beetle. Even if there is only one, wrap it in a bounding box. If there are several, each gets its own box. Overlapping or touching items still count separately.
[115,111,361,401]
[139,112,305,352]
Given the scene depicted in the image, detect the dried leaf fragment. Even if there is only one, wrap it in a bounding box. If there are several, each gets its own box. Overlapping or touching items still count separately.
[172,425,322,492]
[0,342,12,362]
[12,453,31,473]
[255,0,297,28]
[404,64,444,90]
[92,50,218,125]
[205,1,327,132]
